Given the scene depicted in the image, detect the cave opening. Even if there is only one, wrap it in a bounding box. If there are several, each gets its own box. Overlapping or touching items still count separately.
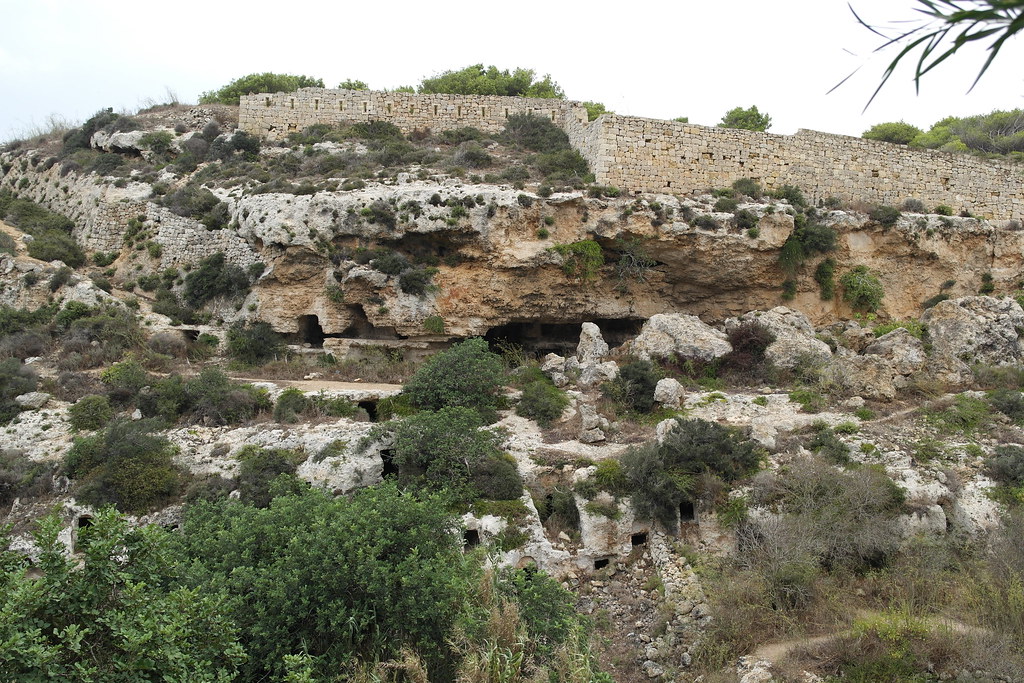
[341,305,402,340]
[463,529,480,548]
[380,449,398,478]
[631,531,649,547]
[358,400,378,422]
[485,318,645,356]
[679,501,696,523]
[593,557,610,570]
[296,315,326,347]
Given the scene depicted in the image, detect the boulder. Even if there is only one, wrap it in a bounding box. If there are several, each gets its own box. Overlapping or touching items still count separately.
[578,360,618,387]
[622,313,731,361]
[654,378,684,408]
[576,322,609,364]
[726,307,832,369]
[839,328,927,401]
[14,392,50,409]
[922,296,1024,366]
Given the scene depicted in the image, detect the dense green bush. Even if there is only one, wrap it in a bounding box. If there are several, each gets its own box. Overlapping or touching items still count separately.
[177,482,473,680]
[814,257,837,300]
[403,338,504,420]
[989,388,1024,423]
[199,72,325,105]
[183,252,250,308]
[985,445,1024,487]
[68,394,113,431]
[139,367,270,426]
[236,445,304,507]
[718,105,772,131]
[27,230,84,267]
[0,358,37,425]
[869,204,902,226]
[0,192,74,234]
[840,265,885,312]
[502,113,571,153]
[533,148,590,183]
[419,64,563,98]
[862,121,924,144]
[732,177,763,199]
[0,448,51,507]
[550,240,604,280]
[516,379,569,427]
[226,322,285,366]
[273,388,309,424]
[602,358,660,413]
[623,418,763,527]
[0,510,244,680]
[398,266,438,295]
[64,418,182,513]
[496,567,579,655]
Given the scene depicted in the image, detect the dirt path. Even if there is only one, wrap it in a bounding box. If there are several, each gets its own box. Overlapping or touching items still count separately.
[229,376,402,393]
[750,612,989,664]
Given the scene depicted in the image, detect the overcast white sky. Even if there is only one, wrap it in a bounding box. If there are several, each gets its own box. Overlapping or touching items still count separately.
[2,0,1022,142]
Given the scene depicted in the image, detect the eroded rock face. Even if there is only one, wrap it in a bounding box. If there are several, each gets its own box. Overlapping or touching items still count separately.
[620,314,732,361]
[840,328,927,401]
[726,306,832,369]
[923,296,1024,366]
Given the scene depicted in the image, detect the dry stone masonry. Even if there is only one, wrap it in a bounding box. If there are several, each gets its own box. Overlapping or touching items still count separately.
[242,89,1024,220]
[239,88,589,140]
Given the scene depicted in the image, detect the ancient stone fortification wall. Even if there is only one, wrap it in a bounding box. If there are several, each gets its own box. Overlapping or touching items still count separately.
[572,114,1024,220]
[239,88,590,140]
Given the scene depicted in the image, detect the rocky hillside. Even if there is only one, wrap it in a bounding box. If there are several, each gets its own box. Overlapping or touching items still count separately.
[0,103,1023,682]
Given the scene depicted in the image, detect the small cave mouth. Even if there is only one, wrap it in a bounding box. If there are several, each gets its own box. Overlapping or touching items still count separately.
[341,305,401,340]
[631,531,649,547]
[380,449,398,479]
[295,315,326,347]
[463,529,481,548]
[485,318,645,356]
[181,329,200,342]
[593,557,611,570]
[679,501,696,523]
[358,400,378,422]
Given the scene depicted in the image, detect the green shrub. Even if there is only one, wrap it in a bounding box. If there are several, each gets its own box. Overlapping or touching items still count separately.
[841,266,885,312]
[376,393,417,421]
[423,315,445,334]
[789,388,826,413]
[868,204,902,226]
[731,178,763,199]
[808,426,852,465]
[718,105,771,131]
[622,418,763,527]
[452,141,492,168]
[183,252,250,307]
[274,388,309,424]
[64,418,181,513]
[989,388,1024,423]
[593,459,629,495]
[0,191,75,234]
[199,72,325,105]
[985,445,1024,487]
[226,322,285,366]
[980,272,995,295]
[403,338,504,421]
[714,197,739,213]
[99,355,150,404]
[926,394,992,434]
[470,453,524,501]
[177,482,472,680]
[533,148,590,183]
[27,230,84,267]
[733,209,759,230]
[862,121,924,144]
[68,394,113,431]
[550,240,604,280]
[502,113,571,153]
[814,257,836,300]
[602,358,660,413]
[516,379,569,427]
[0,358,37,425]
[419,64,563,98]
[770,184,807,208]
[367,249,408,275]
[0,448,51,507]
[140,368,270,426]
[873,319,926,338]
[391,406,506,500]
[236,445,304,507]
[398,266,438,296]
[933,204,954,216]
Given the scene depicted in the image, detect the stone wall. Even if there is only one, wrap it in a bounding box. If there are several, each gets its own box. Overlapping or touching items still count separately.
[239,88,590,140]
[573,114,1024,220]
[242,89,1024,220]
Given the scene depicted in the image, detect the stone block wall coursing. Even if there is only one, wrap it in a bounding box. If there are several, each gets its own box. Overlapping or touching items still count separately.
[239,88,590,140]
[579,115,1024,220]
[243,89,1024,220]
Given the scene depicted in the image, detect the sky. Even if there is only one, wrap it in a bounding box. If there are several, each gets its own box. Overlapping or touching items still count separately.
[1,0,1022,143]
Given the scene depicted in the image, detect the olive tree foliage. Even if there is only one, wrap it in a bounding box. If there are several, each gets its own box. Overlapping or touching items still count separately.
[844,0,1024,105]
[199,72,325,105]
[418,64,565,98]
[177,481,474,681]
[0,510,244,681]
[718,105,772,131]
